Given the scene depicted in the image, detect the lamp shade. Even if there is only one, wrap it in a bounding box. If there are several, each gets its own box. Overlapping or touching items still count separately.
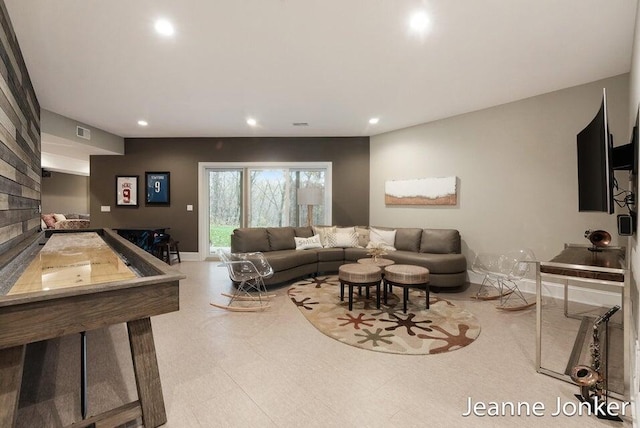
[297,187,323,206]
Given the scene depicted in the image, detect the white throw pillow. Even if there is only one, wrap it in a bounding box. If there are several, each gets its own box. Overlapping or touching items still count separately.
[369,227,397,250]
[334,230,361,248]
[53,213,67,223]
[312,226,337,247]
[294,235,323,250]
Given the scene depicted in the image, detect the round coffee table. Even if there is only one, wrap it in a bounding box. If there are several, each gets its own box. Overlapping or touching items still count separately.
[338,264,382,311]
[383,264,430,313]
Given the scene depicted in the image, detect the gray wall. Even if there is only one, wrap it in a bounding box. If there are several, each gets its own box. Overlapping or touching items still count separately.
[42,109,124,154]
[90,137,370,252]
[41,171,89,214]
[0,1,40,261]
[370,74,629,265]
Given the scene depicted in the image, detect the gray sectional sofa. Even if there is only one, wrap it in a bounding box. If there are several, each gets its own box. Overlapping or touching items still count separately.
[229,226,467,290]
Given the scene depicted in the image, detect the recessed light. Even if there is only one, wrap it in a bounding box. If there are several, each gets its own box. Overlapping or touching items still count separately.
[137,120,148,126]
[154,19,175,36]
[369,118,379,125]
[409,11,430,33]
[246,118,257,127]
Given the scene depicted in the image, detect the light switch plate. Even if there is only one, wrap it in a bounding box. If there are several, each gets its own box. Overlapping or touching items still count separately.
[101,205,111,212]
[187,204,193,211]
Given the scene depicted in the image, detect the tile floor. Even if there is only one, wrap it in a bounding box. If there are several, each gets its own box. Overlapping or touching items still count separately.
[16,261,633,427]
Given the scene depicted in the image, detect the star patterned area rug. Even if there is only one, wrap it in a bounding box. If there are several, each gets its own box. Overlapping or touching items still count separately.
[287,275,481,355]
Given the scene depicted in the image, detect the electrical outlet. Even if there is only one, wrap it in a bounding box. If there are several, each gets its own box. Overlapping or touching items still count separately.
[187,205,193,211]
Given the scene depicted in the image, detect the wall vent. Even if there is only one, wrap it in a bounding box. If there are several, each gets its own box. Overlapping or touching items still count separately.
[76,125,91,140]
[292,122,309,127]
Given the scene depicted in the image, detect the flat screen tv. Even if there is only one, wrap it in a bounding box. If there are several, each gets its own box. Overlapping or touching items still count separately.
[577,88,614,214]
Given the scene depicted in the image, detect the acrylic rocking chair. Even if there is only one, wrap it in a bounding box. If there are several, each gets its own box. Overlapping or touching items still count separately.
[471,253,513,301]
[211,250,276,312]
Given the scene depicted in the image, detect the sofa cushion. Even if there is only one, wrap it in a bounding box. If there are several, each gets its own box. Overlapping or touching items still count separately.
[394,228,423,252]
[294,226,313,238]
[231,228,270,253]
[385,251,467,274]
[420,229,461,254]
[263,250,317,271]
[267,227,295,251]
[316,247,344,261]
[344,247,371,261]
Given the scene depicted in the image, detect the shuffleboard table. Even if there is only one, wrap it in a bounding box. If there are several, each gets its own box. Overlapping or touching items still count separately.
[0,228,185,427]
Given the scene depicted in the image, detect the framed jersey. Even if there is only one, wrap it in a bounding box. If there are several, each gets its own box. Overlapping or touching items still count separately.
[116,175,138,207]
[146,172,170,205]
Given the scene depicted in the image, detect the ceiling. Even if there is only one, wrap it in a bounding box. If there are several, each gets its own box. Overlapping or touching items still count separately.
[4,0,638,140]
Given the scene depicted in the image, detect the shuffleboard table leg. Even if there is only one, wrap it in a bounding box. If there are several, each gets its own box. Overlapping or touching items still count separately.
[0,345,26,428]
[80,331,87,419]
[127,317,167,428]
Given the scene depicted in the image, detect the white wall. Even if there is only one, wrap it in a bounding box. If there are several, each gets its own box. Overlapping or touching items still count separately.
[370,74,629,265]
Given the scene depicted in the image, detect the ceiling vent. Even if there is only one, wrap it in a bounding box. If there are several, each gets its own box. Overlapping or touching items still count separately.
[292,122,309,127]
[76,125,91,140]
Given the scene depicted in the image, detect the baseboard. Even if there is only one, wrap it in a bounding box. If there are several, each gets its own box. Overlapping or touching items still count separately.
[178,251,200,262]
[634,339,639,428]
[467,270,621,307]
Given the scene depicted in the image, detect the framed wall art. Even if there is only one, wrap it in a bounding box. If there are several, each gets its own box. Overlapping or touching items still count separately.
[385,176,457,206]
[146,172,170,205]
[116,175,139,207]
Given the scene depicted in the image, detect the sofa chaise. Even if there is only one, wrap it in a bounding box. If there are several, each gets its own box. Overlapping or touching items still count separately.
[229,226,467,290]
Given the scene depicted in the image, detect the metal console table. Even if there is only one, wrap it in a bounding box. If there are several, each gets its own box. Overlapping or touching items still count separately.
[535,243,630,400]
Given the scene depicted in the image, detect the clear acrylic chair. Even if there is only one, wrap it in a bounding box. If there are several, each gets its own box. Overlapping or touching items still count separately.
[211,250,275,311]
[471,253,509,301]
[493,248,536,310]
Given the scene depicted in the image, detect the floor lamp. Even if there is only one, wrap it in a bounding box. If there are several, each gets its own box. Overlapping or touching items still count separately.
[297,187,323,226]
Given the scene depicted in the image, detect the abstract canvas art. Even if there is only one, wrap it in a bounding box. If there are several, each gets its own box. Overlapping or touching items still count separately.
[385,176,457,205]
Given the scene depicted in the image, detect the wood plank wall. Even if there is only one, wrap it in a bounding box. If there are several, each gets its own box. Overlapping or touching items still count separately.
[0,1,41,258]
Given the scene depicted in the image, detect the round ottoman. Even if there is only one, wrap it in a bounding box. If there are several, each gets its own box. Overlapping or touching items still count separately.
[383,264,430,313]
[338,264,382,311]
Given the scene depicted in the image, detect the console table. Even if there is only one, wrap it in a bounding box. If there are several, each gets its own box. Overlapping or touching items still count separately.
[535,244,630,399]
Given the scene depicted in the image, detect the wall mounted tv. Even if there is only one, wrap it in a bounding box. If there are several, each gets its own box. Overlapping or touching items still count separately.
[577,88,613,213]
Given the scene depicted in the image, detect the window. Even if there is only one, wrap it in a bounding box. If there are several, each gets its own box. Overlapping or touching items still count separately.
[199,162,331,256]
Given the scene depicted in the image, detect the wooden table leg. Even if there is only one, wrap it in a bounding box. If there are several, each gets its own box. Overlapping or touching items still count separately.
[127,318,167,428]
[0,345,26,428]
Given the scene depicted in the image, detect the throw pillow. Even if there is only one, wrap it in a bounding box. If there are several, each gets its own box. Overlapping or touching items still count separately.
[42,214,56,228]
[40,219,46,230]
[294,234,323,250]
[369,227,397,250]
[355,227,370,247]
[312,225,336,247]
[334,230,360,248]
[53,213,67,223]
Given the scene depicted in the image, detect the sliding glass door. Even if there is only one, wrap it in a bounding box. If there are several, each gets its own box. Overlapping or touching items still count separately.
[202,162,331,257]
[208,169,243,253]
